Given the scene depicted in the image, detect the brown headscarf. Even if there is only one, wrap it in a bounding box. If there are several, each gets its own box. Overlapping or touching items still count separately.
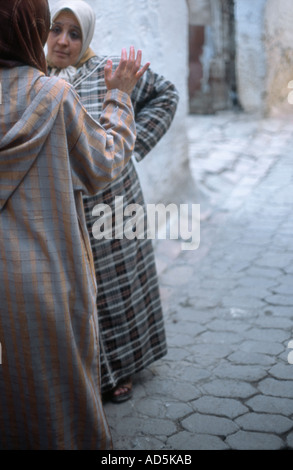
[0,0,50,74]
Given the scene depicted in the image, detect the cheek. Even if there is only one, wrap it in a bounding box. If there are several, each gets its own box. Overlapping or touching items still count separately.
[72,41,82,59]
[47,35,55,55]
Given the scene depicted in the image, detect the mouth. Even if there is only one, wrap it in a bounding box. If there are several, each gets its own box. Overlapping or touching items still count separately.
[54,51,69,58]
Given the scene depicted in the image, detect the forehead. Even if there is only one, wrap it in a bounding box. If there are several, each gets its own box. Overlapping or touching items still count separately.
[54,10,81,29]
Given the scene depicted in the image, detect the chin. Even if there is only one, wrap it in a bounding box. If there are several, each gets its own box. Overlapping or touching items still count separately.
[49,54,71,69]
[57,62,69,68]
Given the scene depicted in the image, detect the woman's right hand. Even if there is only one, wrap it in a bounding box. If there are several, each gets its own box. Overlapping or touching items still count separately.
[104,46,150,95]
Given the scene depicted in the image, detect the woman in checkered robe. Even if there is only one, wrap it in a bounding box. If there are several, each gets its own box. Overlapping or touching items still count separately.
[47,1,179,400]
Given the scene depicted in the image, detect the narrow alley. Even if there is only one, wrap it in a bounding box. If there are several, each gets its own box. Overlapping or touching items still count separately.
[104,110,293,451]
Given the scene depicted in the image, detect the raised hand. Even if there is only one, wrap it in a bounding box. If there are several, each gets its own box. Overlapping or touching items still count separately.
[104,46,150,95]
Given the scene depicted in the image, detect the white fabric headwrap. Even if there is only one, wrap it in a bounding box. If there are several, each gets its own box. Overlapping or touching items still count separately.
[50,0,96,65]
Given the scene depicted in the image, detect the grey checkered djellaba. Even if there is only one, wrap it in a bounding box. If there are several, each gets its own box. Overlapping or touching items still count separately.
[70,56,179,392]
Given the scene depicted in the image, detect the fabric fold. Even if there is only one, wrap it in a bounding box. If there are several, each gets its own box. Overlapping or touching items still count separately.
[0,75,61,211]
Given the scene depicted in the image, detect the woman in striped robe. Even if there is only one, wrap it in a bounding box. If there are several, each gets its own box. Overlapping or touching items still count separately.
[0,0,148,450]
[47,1,179,402]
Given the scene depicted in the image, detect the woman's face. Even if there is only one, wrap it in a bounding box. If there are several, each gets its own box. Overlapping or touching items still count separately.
[47,10,82,68]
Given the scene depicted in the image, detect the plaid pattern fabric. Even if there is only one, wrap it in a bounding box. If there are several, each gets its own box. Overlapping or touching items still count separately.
[58,56,179,392]
[0,66,136,449]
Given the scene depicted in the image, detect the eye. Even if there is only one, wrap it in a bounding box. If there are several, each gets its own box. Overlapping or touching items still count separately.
[70,30,81,40]
[50,25,62,35]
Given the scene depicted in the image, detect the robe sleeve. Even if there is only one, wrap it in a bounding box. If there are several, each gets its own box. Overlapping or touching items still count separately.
[64,84,136,195]
[130,68,179,161]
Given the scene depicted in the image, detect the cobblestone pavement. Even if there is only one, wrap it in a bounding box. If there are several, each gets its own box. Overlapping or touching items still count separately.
[103,110,293,451]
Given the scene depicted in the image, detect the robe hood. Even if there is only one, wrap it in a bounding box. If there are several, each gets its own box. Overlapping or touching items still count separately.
[0,69,62,212]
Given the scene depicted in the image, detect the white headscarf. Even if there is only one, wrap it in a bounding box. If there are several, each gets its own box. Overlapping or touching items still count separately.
[49,0,96,81]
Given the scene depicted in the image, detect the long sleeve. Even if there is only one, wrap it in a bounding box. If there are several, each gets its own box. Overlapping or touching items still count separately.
[64,56,179,164]
[130,68,179,161]
[64,85,136,195]
[64,56,179,161]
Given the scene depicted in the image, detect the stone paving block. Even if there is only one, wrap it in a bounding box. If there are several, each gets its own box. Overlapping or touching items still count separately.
[200,379,257,399]
[189,343,234,366]
[258,378,293,399]
[244,266,283,279]
[163,347,190,362]
[256,253,293,270]
[144,378,201,402]
[166,332,203,348]
[172,364,211,384]
[286,432,293,449]
[284,265,293,275]
[113,435,165,451]
[274,284,293,296]
[195,330,244,345]
[227,350,276,366]
[134,398,166,419]
[265,306,293,317]
[181,413,239,437]
[198,277,238,291]
[228,286,272,299]
[171,307,217,325]
[251,315,293,330]
[265,294,293,307]
[245,395,293,416]
[166,321,206,339]
[238,276,278,290]
[104,398,136,421]
[227,307,257,319]
[225,430,285,450]
[165,402,194,420]
[160,265,194,286]
[207,318,250,334]
[272,275,293,293]
[191,396,248,419]
[239,339,285,356]
[235,412,293,434]
[185,296,221,309]
[154,239,182,260]
[221,295,266,309]
[269,363,293,380]
[213,364,267,382]
[243,327,290,343]
[217,259,253,274]
[155,257,168,276]
[167,431,229,450]
[115,417,177,438]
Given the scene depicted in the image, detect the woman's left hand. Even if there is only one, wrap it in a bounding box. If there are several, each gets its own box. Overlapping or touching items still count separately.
[104,46,150,95]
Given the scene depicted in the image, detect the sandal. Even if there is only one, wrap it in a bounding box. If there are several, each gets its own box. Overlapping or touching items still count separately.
[110,377,133,403]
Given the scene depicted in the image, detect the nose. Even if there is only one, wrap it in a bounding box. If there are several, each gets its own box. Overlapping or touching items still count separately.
[57,32,69,46]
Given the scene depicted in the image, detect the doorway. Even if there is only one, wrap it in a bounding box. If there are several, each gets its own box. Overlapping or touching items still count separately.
[188,0,239,114]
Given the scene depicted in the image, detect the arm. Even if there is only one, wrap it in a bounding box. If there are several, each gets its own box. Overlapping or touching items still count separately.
[66,86,136,196]
[66,47,150,195]
[131,68,179,161]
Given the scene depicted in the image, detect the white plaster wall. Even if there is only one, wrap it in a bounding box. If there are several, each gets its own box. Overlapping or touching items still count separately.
[48,0,191,204]
[234,0,267,113]
[187,0,212,25]
[264,0,293,114]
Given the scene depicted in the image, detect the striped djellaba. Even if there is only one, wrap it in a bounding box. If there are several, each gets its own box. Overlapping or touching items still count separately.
[0,65,136,449]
